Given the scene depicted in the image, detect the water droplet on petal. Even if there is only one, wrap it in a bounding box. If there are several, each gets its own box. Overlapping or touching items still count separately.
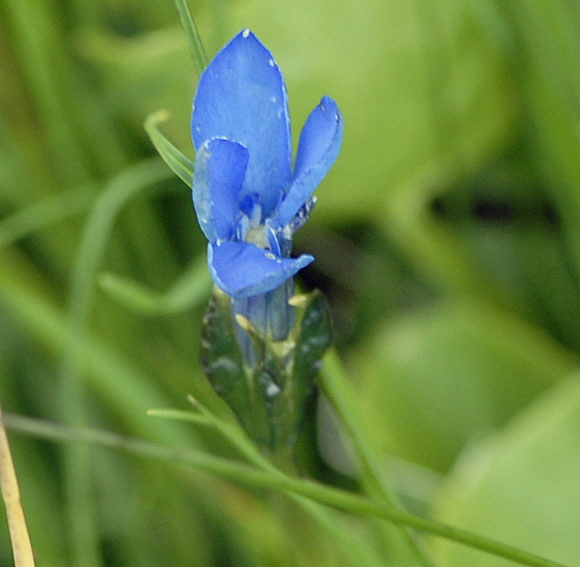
[266,382,281,397]
[242,28,250,38]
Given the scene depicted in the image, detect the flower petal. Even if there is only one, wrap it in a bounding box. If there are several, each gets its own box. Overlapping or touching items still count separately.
[277,96,343,227]
[208,241,314,298]
[191,29,291,217]
[192,138,249,242]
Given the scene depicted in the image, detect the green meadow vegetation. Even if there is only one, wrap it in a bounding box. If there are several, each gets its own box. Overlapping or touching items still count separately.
[1,1,580,565]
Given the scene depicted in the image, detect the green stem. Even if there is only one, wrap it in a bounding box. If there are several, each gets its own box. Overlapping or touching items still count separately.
[320,350,432,565]
[4,0,93,186]
[149,404,385,566]
[58,159,174,567]
[172,0,208,77]
[0,188,95,249]
[320,350,396,503]
[5,415,568,567]
[98,255,210,315]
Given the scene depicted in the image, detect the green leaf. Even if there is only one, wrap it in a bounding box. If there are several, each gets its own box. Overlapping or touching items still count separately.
[98,255,210,315]
[265,290,332,450]
[201,288,271,446]
[0,187,95,248]
[291,291,332,404]
[201,288,331,453]
[431,374,580,566]
[353,300,577,472]
[144,110,194,187]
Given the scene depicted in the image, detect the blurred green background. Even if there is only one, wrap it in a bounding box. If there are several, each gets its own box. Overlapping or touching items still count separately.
[1,1,580,565]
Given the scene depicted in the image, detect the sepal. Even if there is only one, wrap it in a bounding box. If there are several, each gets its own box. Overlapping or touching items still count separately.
[200,287,331,453]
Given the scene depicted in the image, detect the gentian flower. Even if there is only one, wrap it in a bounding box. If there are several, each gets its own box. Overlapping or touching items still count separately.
[191,29,343,307]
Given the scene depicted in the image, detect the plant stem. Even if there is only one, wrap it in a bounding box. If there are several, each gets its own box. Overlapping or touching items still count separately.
[4,414,569,567]
[320,350,433,565]
[173,0,208,77]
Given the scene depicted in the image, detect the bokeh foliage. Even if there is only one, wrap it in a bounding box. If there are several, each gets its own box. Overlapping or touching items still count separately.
[1,0,579,566]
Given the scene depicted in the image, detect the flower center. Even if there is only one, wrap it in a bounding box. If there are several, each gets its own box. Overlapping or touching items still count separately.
[237,194,270,249]
[236,192,290,257]
[245,224,269,248]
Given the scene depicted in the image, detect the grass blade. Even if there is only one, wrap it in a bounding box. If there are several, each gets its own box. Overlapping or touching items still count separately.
[145,110,194,187]
[173,0,208,76]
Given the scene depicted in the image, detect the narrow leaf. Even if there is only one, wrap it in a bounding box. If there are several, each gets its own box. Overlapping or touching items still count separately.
[172,0,208,77]
[98,255,210,315]
[145,110,194,187]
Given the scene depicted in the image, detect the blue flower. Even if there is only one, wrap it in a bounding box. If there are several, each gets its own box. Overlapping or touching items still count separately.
[191,29,343,300]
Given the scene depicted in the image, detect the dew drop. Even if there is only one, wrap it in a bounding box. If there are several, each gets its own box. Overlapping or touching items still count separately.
[266,382,281,397]
[242,28,250,38]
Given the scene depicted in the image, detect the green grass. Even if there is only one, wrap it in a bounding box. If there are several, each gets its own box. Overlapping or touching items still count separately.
[1,1,580,566]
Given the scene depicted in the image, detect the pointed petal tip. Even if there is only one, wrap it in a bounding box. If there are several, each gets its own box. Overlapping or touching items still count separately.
[227,28,260,49]
[277,96,343,227]
[191,28,291,216]
[319,95,340,116]
[240,28,254,40]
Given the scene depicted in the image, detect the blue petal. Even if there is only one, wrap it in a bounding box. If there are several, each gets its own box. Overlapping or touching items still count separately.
[191,29,291,217]
[277,96,343,227]
[192,138,249,242]
[208,241,314,298]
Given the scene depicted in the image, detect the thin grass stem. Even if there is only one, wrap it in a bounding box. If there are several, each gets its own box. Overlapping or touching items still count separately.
[4,415,569,567]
